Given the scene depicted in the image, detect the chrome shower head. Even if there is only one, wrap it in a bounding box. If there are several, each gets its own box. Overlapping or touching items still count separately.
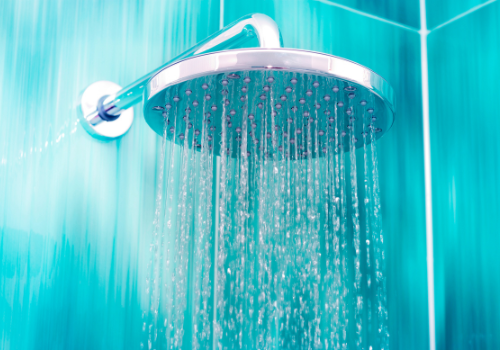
[79,13,394,157]
[145,48,394,158]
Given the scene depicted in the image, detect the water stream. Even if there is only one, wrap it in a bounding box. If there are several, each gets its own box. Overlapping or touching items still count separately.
[143,72,390,350]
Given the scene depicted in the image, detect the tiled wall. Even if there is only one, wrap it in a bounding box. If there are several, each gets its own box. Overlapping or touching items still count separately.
[0,1,220,349]
[428,2,500,349]
[0,0,498,348]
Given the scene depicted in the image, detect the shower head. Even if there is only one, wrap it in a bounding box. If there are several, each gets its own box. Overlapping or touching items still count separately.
[145,48,394,157]
[79,13,394,157]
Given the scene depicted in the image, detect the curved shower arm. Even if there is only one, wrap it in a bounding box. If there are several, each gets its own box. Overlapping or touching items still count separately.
[99,13,283,120]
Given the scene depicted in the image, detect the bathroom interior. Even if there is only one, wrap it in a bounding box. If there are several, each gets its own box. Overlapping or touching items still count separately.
[1,0,499,349]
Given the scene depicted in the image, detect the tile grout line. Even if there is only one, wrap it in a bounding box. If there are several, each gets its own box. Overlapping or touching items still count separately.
[431,0,497,32]
[314,0,419,32]
[219,0,224,30]
[419,1,436,350]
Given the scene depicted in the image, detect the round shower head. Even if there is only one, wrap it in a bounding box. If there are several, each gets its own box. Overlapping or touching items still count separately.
[144,48,395,158]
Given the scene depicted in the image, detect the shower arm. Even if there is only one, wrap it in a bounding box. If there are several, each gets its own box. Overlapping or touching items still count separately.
[89,13,283,128]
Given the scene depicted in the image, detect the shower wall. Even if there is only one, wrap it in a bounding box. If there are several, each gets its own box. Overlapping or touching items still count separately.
[0,0,497,349]
[0,0,220,348]
[428,2,500,349]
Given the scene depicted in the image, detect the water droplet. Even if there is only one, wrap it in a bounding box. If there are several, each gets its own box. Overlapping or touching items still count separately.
[266,132,271,138]
[337,101,344,107]
[185,89,192,95]
[179,133,185,140]
[221,79,229,86]
[211,105,217,111]
[244,77,251,83]
[323,95,331,101]
[315,103,321,109]
[299,98,305,104]
[360,100,367,106]
[195,129,200,135]
[263,85,270,92]
[192,100,199,107]
[303,111,310,117]
[173,96,180,102]
[319,130,325,136]
[252,123,257,129]
[313,81,320,88]
[296,128,302,134]
[367,108,374,114]
[205,94,211,100]
[285,86,292,93]
[348,92,356,99]
[241,86,248,93]
[306,89,313,96]
[260,94,266,100]
[258,103,263,109]
[291,78,298,84]
[202,83,209,90]
[291,106,298,112]
[248,114,254,120]
[235,127,242,133]
[165,103,172,109]
[230,109,236,115]
[267,76,275,83]
[188,123,193,129]
[332,86,339,93]
[169,127,174,133]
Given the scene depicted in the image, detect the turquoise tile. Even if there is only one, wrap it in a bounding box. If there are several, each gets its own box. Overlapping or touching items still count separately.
[0,0,219,349]
[321,0,420,29]
[426,0,490,29]
[225,2,429,349]
[428,3,500,349]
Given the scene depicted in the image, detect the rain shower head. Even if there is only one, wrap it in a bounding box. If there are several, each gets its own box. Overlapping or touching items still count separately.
[79,13,394,157]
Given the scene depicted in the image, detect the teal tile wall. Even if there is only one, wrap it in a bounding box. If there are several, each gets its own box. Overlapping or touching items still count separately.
[320,0,420,28]
[223,1,429,349]
[428,3,500,349]
[426,0,489,29]
[0,0,219,349]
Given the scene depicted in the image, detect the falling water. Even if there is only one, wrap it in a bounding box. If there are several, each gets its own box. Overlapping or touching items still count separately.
[144,72,390,350]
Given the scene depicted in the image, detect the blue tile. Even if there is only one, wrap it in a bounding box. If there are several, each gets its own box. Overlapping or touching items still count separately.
[426,0,491,29]
[321,0,420,28]
[0,0,219,348]
[428,3,500,349]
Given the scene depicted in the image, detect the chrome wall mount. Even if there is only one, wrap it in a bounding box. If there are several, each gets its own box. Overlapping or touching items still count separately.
[79,13,283,139]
